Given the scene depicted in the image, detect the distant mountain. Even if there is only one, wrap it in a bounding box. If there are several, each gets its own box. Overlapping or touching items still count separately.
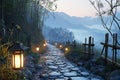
[44,12,120,57]
[45,12,87,30]
[44,12,106,44]
[45,12,101,29]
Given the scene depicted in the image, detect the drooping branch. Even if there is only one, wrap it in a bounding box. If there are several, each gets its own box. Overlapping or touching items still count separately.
[89,0,120,45]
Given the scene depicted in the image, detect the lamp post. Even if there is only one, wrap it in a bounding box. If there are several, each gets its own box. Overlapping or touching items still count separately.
[9,42,25,70]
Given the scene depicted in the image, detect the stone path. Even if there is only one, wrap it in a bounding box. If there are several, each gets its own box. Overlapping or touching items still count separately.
[35,44,103,80]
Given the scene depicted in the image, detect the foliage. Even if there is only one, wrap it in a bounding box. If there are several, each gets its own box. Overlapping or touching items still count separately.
[0,43,19,80]
[0,0,56,45]
[30,52,40,64]
[64,44,90,63]
[43,26,75,43]
[65,42,102,62]
[0,0,57,79]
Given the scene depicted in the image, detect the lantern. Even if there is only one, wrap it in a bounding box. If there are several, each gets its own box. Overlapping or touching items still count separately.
[36,47,40,51]
[9,42,25,70]
[65,47,68,51]
[43,43,46,47]
[59,45,63,48]
[12,50,24,69]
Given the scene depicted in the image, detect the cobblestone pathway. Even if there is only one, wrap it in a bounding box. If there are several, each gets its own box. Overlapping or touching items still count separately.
[35,44,103,80]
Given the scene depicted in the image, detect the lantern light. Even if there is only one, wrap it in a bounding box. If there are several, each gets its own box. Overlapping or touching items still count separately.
[65,47,69,51]
[43,43,46,47]
[59,45,63,48]
[36,47,40,51]
[9,42,27,70]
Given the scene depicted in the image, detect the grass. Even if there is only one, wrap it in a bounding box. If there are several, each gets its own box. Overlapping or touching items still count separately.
[64,45,91,62]
[117,58,120,63]
[64,44,120,80]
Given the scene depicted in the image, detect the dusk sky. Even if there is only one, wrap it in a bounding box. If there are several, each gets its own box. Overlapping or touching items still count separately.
[55,0,97,17]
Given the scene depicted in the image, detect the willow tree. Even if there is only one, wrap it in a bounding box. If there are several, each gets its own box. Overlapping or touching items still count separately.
[89,0,120,44]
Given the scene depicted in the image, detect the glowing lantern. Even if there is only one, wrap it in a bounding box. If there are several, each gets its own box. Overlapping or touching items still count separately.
[9,42,25,70]
[65,47,69,51]
[36,47,40,51]
[12,51,24,69]
[59,45,63,48]
[43,43,46,47]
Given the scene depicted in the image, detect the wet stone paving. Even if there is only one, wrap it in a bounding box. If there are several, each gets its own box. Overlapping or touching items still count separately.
[35,44,103,80]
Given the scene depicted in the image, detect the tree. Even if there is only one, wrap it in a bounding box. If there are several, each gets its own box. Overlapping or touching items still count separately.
[0,0,57,79]
[43,27,75,44]
[0,0,57,44]
[89,0,120,44]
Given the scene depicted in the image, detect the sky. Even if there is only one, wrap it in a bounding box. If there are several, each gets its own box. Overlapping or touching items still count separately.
[55,0,97,17]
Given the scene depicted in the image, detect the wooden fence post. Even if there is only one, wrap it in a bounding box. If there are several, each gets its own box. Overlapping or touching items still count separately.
[100,33,120,67]
[104,33,109,64]
[88,36,92,58]
[112,33,117,63]
[84,38,87,52]
[92,37,94,54]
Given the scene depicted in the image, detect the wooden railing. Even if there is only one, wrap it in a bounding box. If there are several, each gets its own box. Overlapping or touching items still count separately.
[82,36,94,58]
[101,33,120,66]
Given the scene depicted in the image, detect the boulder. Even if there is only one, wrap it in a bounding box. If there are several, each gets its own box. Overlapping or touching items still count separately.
[109,70,120,80]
